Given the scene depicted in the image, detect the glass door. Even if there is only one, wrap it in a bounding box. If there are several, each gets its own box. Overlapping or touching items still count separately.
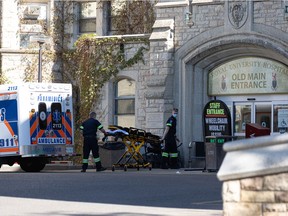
[255,103,271,129]
[233,102,272,137]
[234,103,252,136]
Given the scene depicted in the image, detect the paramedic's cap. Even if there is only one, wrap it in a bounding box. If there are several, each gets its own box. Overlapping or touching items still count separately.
[173,108,178,113]
[89,112,96,118]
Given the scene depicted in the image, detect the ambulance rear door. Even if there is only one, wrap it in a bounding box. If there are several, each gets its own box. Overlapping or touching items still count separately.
[29,84,73,156]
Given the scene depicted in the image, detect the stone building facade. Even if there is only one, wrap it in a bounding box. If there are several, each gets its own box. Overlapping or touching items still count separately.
[1,0,288,167]
[142,0,288,166]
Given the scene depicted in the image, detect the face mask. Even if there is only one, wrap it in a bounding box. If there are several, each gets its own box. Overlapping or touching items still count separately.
[173,114,177,118]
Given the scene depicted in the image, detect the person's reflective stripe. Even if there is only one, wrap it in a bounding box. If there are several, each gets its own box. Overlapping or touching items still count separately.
[82,159,88,163]
[170,153,178,158]
[166,123,172,126]
[94,157,101,163]
[80,126,84,130]
[162,152,169,157]
[97,125,103,129]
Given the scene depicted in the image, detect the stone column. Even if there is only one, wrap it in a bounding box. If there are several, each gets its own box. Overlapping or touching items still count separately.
[147,18,175,135]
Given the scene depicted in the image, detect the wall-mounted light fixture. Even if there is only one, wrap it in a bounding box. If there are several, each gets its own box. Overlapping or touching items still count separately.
[185,0,194,28]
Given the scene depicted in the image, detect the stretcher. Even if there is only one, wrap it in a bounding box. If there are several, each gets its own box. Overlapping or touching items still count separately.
[105,125,161,171]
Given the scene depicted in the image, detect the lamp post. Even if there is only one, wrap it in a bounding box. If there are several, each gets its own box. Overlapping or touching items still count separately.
[37,41,44,83]
[29,35,50,83]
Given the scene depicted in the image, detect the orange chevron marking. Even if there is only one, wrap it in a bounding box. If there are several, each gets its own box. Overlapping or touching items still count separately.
[0,147,19,153]
[0,92,17,96]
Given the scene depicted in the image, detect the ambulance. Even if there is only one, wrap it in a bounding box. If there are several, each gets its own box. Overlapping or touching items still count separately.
[0,83,76,172]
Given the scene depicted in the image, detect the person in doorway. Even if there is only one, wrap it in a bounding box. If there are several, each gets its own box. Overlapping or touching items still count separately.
[80,111,107,172]
[160,108,180,169]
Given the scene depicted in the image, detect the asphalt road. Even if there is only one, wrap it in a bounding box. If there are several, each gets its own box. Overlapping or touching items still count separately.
[0,165,223,216]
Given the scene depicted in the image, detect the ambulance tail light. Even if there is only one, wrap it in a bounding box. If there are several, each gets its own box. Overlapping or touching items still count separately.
[65,94,70,106]
[30,93,35,105]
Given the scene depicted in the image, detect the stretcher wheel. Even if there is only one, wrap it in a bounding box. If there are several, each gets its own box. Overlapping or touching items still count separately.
[124,165,127,171]
[112,165,115,172]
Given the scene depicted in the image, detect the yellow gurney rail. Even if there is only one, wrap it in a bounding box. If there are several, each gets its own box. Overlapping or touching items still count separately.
[105,125,161,171]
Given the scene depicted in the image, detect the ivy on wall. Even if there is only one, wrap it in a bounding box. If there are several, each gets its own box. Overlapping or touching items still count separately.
[63,34,148,141]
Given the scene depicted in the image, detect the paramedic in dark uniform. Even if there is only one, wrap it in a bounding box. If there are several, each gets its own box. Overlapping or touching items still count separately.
[160,108,179,169]
[80,111,107,172]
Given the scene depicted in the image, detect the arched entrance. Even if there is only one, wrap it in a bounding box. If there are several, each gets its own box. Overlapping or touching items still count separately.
[175,27,288,166]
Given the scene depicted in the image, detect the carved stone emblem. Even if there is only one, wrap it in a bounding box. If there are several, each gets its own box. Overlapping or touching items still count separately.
[228,1,248,29]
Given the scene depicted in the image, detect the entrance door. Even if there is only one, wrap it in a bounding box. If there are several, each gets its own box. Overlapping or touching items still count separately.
[234,102,272,137]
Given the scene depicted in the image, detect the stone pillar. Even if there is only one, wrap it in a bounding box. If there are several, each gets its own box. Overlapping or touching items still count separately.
[217,134,288,216]
[147,18,175,134]
[96,1,109,36]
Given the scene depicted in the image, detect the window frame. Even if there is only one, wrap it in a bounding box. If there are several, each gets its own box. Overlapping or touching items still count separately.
[78,1,97,34]
[114,78,136,127]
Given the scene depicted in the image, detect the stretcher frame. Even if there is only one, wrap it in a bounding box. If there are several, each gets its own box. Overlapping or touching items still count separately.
[106,125,161,171]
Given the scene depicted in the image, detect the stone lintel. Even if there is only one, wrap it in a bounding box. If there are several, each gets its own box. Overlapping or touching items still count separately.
[150,31,172,41]
[152,19,174,29]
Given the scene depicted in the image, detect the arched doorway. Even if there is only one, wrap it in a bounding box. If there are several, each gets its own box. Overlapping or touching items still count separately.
[175,28,288,166]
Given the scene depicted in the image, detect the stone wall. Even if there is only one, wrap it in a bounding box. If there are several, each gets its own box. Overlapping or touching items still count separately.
[254,1,288,32]
[218,134,288,216]
[223,173,288,216]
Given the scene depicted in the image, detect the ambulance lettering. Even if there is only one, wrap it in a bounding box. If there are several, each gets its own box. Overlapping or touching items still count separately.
[0,108,5,121]
[38,137,65,144]
[37,95,63,102]
[0,99,19,153]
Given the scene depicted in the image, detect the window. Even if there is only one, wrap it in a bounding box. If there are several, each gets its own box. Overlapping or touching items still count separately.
[79,2,97,34]
[114,78,135,127]
[273,104,288,134]
[38,102,47,130]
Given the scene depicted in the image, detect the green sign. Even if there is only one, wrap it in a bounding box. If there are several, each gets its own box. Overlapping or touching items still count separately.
[203,100,232,137]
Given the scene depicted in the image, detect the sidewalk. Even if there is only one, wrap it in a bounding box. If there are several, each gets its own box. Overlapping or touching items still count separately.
[1,196,223,216]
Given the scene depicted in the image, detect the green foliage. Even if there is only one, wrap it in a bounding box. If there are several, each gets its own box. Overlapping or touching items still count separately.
[111,0,157,35]
[0,73,8,85]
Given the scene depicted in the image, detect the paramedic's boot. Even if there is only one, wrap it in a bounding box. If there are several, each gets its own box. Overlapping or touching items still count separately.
[81,162,88,172]
[97,167,107,172]
[170,157,179,169]
[161,156,168,169]
[96,161,106,172]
